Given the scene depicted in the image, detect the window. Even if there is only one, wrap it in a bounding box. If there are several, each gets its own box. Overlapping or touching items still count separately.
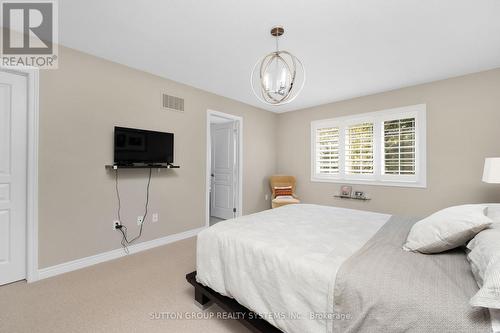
[383,118,416,175]
[345,122,374,175]
[315,127,340,175]
[311,104,426,187]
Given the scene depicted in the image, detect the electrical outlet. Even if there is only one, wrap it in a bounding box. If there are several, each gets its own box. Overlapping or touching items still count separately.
[137,216,144,226]
[265,194,269,201]
[152,213,159,223]
[113,220,121,230]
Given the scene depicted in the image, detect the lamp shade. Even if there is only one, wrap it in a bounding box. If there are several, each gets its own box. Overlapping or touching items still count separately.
[483,158,500,183]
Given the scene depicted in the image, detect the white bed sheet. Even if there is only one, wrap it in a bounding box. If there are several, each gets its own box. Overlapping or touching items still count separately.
[196,204,391,333]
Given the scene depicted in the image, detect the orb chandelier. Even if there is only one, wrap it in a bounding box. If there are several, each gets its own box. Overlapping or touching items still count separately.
[251,26,306,106]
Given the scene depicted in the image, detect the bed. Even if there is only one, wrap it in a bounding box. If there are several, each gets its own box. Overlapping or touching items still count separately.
[188,204,494,333]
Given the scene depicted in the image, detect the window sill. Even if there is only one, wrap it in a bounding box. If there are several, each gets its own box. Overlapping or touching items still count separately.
[310,176,427,188]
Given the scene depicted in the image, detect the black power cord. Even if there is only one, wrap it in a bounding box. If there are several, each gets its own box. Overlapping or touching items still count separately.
[115,167,152,253]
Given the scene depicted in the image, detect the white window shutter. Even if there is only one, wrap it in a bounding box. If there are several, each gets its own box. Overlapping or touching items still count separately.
[310,104,426,187]
[384,118,416,175]
[315,127,340,175]
[345,122,374,175]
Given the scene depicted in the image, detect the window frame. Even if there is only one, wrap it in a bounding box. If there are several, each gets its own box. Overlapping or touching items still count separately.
[310,104,427,188]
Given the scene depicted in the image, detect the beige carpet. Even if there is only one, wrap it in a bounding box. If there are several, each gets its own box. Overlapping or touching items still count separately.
[0,237,251,333]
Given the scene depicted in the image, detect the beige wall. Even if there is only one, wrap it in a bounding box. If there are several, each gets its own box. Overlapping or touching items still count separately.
[37,45,500,268]
[277,69,500,216]
[39,46,277,268]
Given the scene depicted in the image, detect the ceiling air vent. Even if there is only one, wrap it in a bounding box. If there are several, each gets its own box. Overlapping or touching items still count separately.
[161,92,184,112]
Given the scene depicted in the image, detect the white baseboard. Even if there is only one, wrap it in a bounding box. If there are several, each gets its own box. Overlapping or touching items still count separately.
[37,227,205,281]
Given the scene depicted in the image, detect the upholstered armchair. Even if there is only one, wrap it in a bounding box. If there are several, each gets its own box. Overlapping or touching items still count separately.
[269,175,301,209]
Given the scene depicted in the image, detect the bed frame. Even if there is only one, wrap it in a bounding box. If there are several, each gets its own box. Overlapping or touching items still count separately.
[186,271,282,333]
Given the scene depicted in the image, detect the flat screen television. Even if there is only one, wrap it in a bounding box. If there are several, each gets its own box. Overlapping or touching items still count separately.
[114,127,174,165]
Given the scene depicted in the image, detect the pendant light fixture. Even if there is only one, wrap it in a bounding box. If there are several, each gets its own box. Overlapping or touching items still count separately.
[251,26,305,106]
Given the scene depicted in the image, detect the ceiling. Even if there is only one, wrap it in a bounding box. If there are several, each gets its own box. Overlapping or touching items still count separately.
[59,0,500,113]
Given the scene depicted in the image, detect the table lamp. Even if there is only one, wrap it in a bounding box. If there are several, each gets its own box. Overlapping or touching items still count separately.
[483,158,500,183]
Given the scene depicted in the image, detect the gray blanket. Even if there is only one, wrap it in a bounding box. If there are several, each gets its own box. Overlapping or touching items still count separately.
[332,216,491,333]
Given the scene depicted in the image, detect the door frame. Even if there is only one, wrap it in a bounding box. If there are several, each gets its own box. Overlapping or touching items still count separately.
[206,110,243,227]
[0,66,39,283]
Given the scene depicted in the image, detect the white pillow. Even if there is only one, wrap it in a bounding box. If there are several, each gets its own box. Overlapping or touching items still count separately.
[467,218,500,309]
[470,256,500,309]
[403,204,492,254]
[467,225,500,287]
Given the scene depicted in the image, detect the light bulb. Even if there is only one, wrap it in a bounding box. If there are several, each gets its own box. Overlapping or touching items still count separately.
[280,67,287,89]
[263,73,270,91]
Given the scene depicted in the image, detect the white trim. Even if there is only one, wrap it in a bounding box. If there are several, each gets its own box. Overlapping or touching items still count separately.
[37,227,205,281]
[206,110,243,227]
[0,66,39,282]
[311,104,427,188]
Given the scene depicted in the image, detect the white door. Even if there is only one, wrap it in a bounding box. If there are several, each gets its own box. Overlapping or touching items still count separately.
[210,121,237,220]
[0,71,27,285]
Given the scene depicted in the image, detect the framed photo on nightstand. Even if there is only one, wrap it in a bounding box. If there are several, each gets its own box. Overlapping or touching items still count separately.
[353,190,366,199]
[340,185,352,197]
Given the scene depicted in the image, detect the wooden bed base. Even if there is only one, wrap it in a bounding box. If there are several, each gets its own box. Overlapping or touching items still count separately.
[186,271,282,333]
